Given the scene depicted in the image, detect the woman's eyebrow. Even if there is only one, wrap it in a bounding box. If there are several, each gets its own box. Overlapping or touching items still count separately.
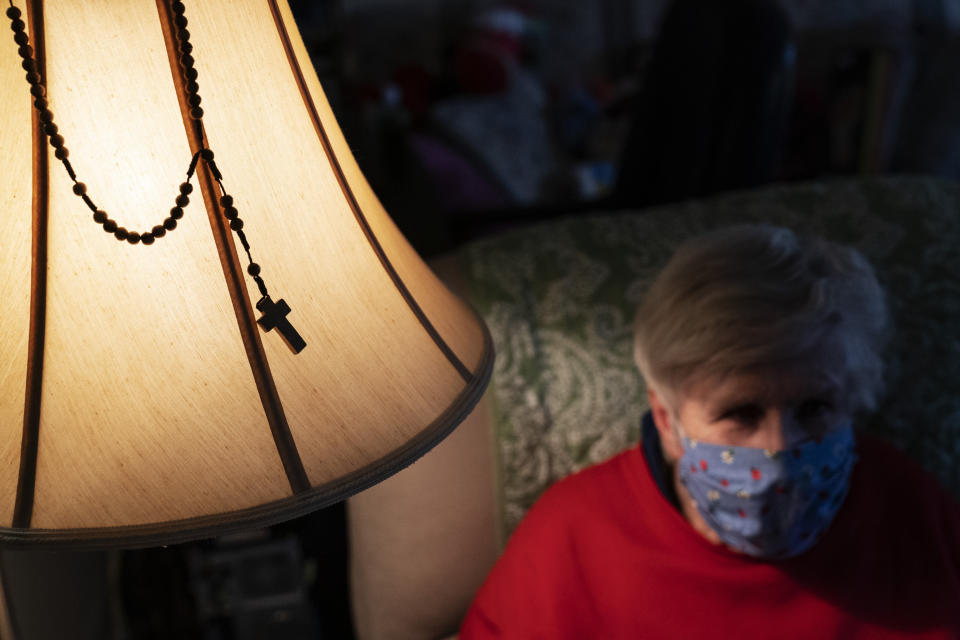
[711,399,763,418]
[712,385,839,414]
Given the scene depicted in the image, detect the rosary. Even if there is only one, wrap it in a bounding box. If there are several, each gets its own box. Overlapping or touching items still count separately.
[5,0,307,353]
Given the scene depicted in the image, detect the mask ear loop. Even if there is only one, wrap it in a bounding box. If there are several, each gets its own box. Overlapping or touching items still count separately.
[670,412,691,451]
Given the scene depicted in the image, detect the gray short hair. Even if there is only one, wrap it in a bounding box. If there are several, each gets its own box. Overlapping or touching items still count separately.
[634,224,891,414]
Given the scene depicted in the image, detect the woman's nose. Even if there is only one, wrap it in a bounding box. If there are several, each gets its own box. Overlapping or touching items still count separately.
[762,409,807,451]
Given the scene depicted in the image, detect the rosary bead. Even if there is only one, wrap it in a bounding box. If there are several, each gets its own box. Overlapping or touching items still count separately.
[13,31,28,46]
[220,195,233,207]
[184,67,198,81]
[21,58,34,72]
[180,42,193,56]
[177,28,190,42]
[187,94,201,107]
[93,210,107,224]
[29,83,45,97]
[189,106,203,120]
[54,146,69,160]
[114,227,129,241]
[25,71,40,85]
[103,219,118,233]
[179,53,194,69]
[229,218,243,231]
[170,206,184,220]
[18,45,33,58]
[152,225,166,238]
[33,97,46,110]
[175,194,189,207]
[171,1,186,15]
[163,217,178,231]
[200,149,214,161]
[6,7,22,19]
[174,14,188,28]
[140,232,155,245]
[10,18,26,33]
[247,263,261,277]
[223,206,238,220]
[126,231,141,244]
[50,134,65,149]
[72,182,87,195]
[38,108,52,122]
[43,122,57,136]
[186,80,199,94]
[179,182,193,195]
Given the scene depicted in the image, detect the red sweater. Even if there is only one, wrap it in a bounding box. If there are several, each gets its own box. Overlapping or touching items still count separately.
[460,435,960,639]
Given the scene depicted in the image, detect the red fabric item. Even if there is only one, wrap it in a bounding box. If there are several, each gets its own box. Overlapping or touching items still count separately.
[454,41,512,95]
[460,435,960,639]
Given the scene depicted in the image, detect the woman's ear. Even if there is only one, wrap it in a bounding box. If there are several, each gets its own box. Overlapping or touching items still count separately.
[648,387,684,463]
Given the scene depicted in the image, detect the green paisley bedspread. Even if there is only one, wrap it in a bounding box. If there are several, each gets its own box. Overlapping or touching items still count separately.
[462,176,960,543]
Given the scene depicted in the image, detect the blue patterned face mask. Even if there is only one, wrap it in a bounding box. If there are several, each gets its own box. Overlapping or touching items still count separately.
[677,425,858,559]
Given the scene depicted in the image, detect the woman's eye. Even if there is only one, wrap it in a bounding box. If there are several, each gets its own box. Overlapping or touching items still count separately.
[723,405,763,424]
[797,399,833,422]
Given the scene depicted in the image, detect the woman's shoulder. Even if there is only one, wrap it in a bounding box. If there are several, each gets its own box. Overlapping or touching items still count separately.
[852,431,960,529]
[855,432,952,493]
[510,444,656,545]
[538,445,647,507]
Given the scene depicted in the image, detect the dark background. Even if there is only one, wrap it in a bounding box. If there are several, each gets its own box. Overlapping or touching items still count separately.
[303,0,960,258]
[4,1,960,639]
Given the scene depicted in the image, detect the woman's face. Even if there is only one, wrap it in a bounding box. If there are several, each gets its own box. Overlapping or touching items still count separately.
[652,364,853,461]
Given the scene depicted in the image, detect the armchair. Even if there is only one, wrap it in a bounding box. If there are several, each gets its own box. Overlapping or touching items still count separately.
[348,176,960,640]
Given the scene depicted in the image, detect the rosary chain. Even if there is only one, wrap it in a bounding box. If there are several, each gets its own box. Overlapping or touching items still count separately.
[6,1,268,292]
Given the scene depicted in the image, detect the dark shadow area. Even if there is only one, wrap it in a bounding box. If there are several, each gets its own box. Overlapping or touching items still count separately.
[613,0,795,208]
[1,503,353,640]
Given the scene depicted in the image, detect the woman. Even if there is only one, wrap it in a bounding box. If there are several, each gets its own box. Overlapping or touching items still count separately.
[460,224,960,639]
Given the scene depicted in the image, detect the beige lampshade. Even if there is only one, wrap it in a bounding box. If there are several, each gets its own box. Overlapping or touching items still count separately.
[0,0,492,548]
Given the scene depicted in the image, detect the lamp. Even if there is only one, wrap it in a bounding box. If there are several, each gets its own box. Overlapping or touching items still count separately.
[0,0,492,548]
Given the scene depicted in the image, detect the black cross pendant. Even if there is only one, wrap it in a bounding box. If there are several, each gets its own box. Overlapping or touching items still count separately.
[256,296,306,354]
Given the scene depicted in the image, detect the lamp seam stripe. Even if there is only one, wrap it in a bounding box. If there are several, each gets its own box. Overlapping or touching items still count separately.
[266,0,473,384]
[13,0,47,530]
[155,0,310,495]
